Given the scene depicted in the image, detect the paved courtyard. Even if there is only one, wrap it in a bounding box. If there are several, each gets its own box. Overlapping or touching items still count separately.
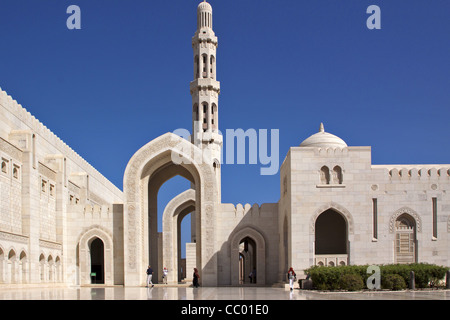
[0,286,449,300]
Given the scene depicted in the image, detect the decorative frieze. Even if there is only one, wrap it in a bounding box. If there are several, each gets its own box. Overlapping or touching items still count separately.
[0,137,22,161]
[39,239,62,251]
[38,162,56,181]
[0,230,28,244]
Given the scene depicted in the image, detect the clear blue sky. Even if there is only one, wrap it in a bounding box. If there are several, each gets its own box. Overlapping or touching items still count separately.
[1,1,449,258]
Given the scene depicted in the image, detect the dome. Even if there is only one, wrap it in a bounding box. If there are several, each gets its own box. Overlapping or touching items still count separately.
[300,123,347,148]
[198,1,212,12]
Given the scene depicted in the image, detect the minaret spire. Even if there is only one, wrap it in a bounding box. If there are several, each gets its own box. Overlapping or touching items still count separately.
[190,1,221,151]
[190,1,222,197]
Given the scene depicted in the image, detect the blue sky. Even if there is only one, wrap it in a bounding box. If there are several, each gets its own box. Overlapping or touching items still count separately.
[0,0,449,258]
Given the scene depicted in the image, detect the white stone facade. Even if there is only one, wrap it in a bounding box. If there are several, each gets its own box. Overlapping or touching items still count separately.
[0,2,448,288]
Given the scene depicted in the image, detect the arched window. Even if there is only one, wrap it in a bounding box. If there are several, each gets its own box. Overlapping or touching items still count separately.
[332,166,343,184]
[202,54,207,78]
[194,55,199,79]
[8,249,16,283]
[39,254,45,282]
[320,166,330,184]
[210,55,215,79]
[211,103,217,130]
[20,251,27,284]
[1,161,6,174]
[55,256,61,282]
[193,104,199,122]
[13,166,19,179]
[47,255,54,282]
[202,102,209,132]
[213,159,220,172]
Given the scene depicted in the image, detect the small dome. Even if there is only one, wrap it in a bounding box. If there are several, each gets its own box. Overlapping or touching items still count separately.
[300,123,347,148]
[198,1,212,12]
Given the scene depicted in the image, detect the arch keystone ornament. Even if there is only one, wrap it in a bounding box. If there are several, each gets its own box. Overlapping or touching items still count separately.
[123,132,218,286]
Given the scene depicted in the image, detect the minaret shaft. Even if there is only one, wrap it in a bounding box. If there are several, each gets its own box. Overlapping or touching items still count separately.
[190,2,222,158]
[190,2,222,201]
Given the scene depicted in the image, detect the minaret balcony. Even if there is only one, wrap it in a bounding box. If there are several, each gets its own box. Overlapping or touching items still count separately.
[192,33,218,45]
[199,131,223,144]
[190,78,220,93]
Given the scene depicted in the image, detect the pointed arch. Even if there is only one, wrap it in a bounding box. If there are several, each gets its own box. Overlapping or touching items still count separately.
[229,226,266,285]
[320,166,330,184]
[123,132,218,286]
[389,207,422,233]
[332,166,343,184]
[391,209,419,263]
[78,226,114,286]
[162,189,196,284]
[310,202,354,234]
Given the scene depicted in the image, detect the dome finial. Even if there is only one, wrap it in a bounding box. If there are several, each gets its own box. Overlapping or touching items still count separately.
[319,123,325,133]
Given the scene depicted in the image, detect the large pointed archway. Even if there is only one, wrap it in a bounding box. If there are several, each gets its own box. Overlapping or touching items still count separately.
[162,189,196,284]
[77,226,114,286]
[310,203,354,266]
[123,133,218,286]
[229,227,266,286]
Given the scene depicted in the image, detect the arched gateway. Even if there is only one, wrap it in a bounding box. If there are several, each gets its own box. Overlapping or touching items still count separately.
[123,133,219,286]
[162,189,196,284]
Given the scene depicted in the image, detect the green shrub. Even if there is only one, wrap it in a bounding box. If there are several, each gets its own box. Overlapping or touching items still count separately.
[305,265,368,291]
[382,274,407,290]
[340,274,364,291]
[304,263,448,291]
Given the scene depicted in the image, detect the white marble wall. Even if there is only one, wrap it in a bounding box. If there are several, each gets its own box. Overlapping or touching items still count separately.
[282,145,450,275]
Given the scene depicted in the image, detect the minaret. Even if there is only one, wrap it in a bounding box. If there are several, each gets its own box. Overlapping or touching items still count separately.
[190,1,222,189]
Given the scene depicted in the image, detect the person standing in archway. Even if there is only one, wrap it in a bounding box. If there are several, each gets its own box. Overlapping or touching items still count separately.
[193,268,200,288]
[146,265,154,287]
[287,267,296,291]
[162,267,168,285]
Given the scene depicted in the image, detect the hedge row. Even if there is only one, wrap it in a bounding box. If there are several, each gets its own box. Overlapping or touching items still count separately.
[303,263,448,291]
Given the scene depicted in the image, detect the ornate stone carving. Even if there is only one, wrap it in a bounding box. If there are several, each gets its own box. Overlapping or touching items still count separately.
[0,137,23,161]
[0,231,28,244]
[389,207,422,233]
[122,133,218,285]
[39,239,62,250]
[38,162,57,181]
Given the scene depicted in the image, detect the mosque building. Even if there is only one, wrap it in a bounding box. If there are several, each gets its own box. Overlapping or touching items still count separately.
[0,1,448,287]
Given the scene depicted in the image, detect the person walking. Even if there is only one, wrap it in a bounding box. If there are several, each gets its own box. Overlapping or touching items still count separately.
[162,267,168,284]
[146,265,154,287]
[193,268,200,288]
[287,267,296,291]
